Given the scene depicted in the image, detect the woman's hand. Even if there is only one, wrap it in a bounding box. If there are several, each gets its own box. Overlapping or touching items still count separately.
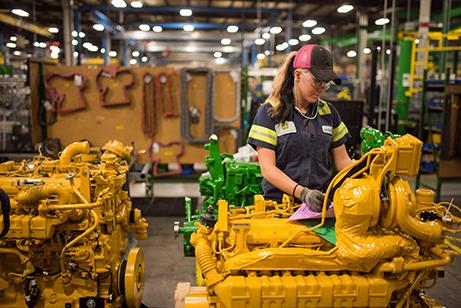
[300,187,324,212]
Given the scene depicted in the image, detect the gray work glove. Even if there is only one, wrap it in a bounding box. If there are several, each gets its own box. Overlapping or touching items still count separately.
[300,187,324,212]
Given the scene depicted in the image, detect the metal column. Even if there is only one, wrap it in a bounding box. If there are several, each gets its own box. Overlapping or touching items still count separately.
[62,0,74,65]
[396,39,412,133]
[356,11,368,80]
[102,31,111,65]
[415,0,431,83]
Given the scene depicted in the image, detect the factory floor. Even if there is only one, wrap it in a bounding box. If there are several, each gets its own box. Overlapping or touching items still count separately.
[132,175,461,308]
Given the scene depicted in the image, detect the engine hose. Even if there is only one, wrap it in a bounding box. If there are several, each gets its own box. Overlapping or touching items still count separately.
[180,68,214,144]
[24,276,40,308]
[0,188,10,239]
[213,69,241,123]
[194,237,223,287]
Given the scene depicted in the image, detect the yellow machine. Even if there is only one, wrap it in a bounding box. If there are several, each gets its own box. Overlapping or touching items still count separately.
[0,140,148,308]
[178,134,461,307]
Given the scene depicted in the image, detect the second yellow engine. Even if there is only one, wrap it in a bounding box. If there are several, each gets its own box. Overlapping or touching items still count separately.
[0,140,148,308]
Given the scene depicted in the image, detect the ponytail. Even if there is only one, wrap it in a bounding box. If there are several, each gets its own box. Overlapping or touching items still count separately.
[267,52,297,123]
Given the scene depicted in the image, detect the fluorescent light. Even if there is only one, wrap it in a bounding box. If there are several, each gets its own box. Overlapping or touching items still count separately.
[180,9,192,16]
[153,26,163,32]
[10,36,17,42]
[375,18,390,26]
[227,25,239,33]
[302,19,317,28]
[93,24,105,31]
[73,51,79,57]
[262,33,271,40]
[72,30,78,37]
[386,49,391,55]
[79,32,86,38]
[222,46,234,53]
[276,42,289,51]
[100,48,106,54]
[216,58,225,64]
[129,59,137,65]
[214,51,222,58]
[83,42,93,49]
[33,42,40,47]
[270,26,283,34]
[347,50,357,58]
[139,24,150,31]
[132,50,140,57]
[221,38,231,45]
[185,46,197,52]
[363,47,371,54]
[39,42,47,48]
[109,51,117,57]
[337,4,354,13]
[48,27,59,33]
[299,34,311,42]
[312,27,326,35]
[288,39,299,46]
[256,53,265,60]
[6,42,16,48]
[131,1,143,8]
[13,51,21,56]
[255,38,265,45]
[11,9,29,17]
[111,0,127,8]
[88,45,98,52]
[377,46,381,51]
[183,24,194,32]
[72,39,78,46]
[141,56,148,62]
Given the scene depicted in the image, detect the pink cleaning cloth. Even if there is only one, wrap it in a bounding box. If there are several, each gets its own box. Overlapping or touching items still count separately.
[288,202,335,220]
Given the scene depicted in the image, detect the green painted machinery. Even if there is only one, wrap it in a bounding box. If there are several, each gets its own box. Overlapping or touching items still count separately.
[360,126,400,153]
[175,135,263,256]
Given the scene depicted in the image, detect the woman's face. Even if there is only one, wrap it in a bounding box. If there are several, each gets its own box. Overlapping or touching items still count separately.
[296,70,329,104]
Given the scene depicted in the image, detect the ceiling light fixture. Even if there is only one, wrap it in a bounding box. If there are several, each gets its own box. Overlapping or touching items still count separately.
[346,50,357,58]
[139,24,150,31]
[214,51,223,58]
[39,42,47,48]
[72,39,78,46]
[72,30,78,37]
[100,48,106,54]
[180,9,192,16]
[255,38,265,45]
[111,0,127,8]
[48,27,59,33]
[288,39,299,46]
[152,26,163,32]
[375,18,390,26]
[299,34,311,42]
[302,19,317,28]
[109,51,117,57]
[93,24,105,31]
[227,25,239,33]
[363,47,371,54]
[183,24,194,32]
[386,49,391,55]
[11,9,29,17]
[216,58,226,64]
[337,4,354,13]
[256,53,265,60]
[129,59,137,65]
[6,42,16,48]
[132,50,140,57]
[312,27,326,35]
[141,56,148,62]
[131,1,143,8]
[221,38,231,45]
[79,32,86,38]
[270,26,283,34]
[13,51,21,56]
[262,32,271,40]
[10,36,17,42]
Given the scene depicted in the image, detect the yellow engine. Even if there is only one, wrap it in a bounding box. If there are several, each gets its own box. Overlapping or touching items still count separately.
[179,134,461,307]
[0,140,148,308]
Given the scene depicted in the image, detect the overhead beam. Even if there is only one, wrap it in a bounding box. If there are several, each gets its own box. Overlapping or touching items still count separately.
[112,30,259,42]
[0,12,52,37]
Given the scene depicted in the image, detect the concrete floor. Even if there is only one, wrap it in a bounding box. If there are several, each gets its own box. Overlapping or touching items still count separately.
[133,174,461,308]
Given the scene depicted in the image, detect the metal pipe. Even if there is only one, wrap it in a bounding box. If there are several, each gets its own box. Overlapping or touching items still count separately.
[59,141,90,166]
[46,202,99,211]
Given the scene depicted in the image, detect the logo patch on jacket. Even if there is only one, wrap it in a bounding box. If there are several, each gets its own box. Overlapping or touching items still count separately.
[322,125,333,135]
[275,121,297,136]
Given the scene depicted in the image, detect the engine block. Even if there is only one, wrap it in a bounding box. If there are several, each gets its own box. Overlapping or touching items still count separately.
[0,140,148,308]
[179,134,461,307]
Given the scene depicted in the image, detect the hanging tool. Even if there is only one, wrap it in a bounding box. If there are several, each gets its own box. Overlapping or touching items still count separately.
[180,68,214,144]
[142,73,157,137]
[148,141,184,177]
[156,73,177,117]
[44,73,89,114]
[96,66,135,107]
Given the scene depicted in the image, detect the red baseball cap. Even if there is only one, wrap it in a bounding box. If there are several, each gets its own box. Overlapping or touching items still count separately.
[293,44,341,85]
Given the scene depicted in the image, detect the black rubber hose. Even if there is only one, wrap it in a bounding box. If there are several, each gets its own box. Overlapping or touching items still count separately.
[0,188,10,239]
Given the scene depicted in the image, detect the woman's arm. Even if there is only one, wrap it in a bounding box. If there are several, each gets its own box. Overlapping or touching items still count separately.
[331,144,354,171]
[257,146,303,199]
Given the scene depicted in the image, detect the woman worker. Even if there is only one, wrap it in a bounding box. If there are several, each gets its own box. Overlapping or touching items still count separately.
[248,44,354,212]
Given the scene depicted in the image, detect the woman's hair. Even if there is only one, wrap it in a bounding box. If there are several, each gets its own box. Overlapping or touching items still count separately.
[267,51,297,123]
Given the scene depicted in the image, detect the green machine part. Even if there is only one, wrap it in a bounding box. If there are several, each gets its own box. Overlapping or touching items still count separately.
[179,135,263,256]
[360,126,400,153]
